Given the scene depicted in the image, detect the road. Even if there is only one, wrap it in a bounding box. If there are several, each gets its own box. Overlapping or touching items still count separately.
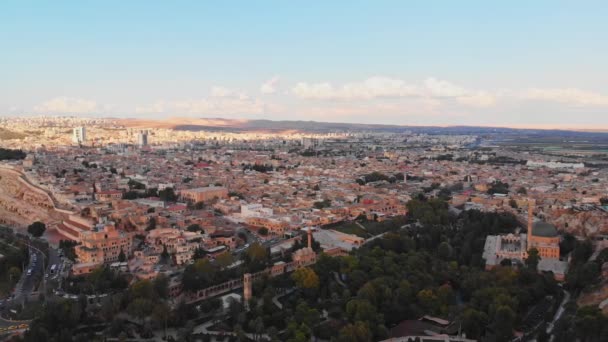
[237,227,259,245]
[233,227,266,256]
[546,289,571,340]
[0,304,30,333]
[3,242,64,317]
[0,318,29,335]
[12,241,55,304]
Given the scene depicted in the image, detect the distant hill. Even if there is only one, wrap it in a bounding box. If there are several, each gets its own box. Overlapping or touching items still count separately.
[116,117,406,132]
[115,117,608,135]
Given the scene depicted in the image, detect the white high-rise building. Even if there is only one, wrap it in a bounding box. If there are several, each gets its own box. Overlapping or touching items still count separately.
[72,127,86,144]
[137,131,148,147]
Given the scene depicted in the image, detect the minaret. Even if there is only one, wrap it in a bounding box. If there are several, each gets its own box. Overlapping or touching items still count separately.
[307,228,312,249]
[527,198,535,248]
[243,273,252,306]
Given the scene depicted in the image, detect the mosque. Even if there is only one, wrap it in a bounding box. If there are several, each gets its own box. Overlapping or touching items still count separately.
[483,199,568,280]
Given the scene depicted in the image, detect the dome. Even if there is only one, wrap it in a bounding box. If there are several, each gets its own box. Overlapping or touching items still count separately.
[532,221,558,237]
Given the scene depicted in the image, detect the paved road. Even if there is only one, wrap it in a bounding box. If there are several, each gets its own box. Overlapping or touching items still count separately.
[13,245,47,304]
[0,321,29,335]
[272,288,295,309]
[233,227,264,256]
[547,289,570,341]
[237,227,261,245]
[599,297,608,310]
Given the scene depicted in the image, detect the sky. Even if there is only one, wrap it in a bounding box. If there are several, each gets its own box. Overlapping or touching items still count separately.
[1,1,608,128]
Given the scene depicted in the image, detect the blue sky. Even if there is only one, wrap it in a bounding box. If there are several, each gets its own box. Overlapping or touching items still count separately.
[1,1,607,128]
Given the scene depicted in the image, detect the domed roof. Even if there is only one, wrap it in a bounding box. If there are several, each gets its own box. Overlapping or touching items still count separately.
[532,221,558,237]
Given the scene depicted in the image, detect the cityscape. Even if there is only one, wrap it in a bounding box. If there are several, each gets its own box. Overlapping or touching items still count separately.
[1,2,608,342]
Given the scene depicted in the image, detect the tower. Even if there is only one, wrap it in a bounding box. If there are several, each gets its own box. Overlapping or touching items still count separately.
[527,198,535,248]
[137,130,148,147]
[72,127,86,145]
[307,228,312,249]
[243,273,252,305]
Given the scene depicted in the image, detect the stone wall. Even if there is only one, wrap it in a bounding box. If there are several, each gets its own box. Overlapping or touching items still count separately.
[0,166,72,228]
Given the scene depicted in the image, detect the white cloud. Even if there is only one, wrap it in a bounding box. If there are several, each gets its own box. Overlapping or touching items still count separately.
[524,88,608,106]
[292,76,422,100]
[136,89,268,117]
[136,99,265,116]
[210,86,237,98]
[424,78,496,107]
[291,76,496,107]
[134,102,166,114]
[456,92,496,107]
[423,78,468,97]
[210,85,253,101]
[34,96,98,114]
[260,76,280,94]
[172,98,265,116]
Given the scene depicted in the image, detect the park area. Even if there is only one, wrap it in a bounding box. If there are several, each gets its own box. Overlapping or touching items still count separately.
[327,215,408,238]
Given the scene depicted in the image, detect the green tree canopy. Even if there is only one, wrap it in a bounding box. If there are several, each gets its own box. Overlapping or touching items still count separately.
[27,221,46,237]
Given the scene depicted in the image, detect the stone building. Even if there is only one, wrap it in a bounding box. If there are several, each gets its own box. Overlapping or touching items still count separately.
[74,224,132,266]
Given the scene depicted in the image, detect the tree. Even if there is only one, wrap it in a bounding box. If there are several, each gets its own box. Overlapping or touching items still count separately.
[574,306,608,341]
[159,187,177,202]
[487,180,510,195]
[127,298,154,323]
[153,274,170,299]
[186,224,201,232]
[337,321,373,342]
[292,267,320,290]
[346,299,379,324]
[258,227,269,236]
[216,252,235,269]
[161,245,169,261]
[146,217,157,231]
[27,221,46,237]
[417,289,439,314]
[313,199,332,209]
[152,302,171,339]
[500,258,512,266]
[461,308,489,339]
[525,248,541,270]
[8,266,21,281]
[59,240,78,261]
[122,191,139,200]
[130,279,155,299]
[193,247,207,260]
[243,242,269,272]
[437,241,453,260]
[537,324,550,342]
[248,316,265,342]
[128,179,145,190]
[0,148,26,161]
[492,305,515,342]
[294,301,320,328]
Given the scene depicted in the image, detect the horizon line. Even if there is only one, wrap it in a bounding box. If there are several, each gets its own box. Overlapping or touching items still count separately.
[2,114,608,133]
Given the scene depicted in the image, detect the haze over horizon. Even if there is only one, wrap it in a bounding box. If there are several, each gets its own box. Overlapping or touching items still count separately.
[2,1,608,129]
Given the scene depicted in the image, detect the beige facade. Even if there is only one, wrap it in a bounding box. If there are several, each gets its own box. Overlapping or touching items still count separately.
[75,224,132,265]
[180,186,228,203]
